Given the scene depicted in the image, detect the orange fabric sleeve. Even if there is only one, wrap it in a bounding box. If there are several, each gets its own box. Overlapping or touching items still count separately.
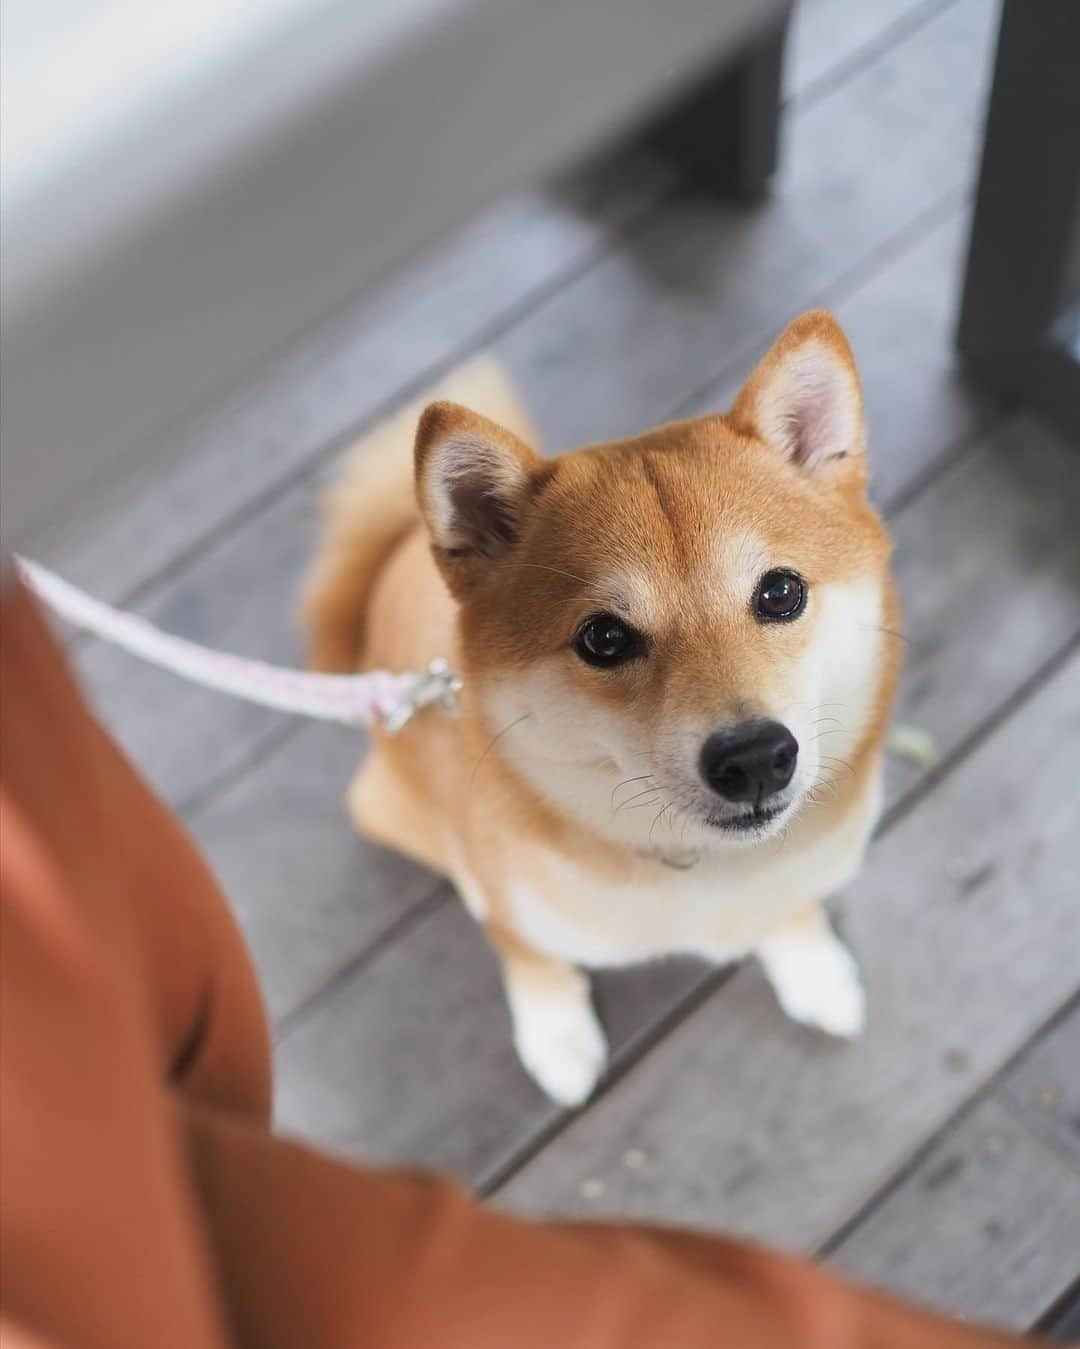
[180,1101,1023,1349]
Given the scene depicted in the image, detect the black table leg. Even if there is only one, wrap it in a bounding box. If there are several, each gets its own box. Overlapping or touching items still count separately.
[956,0,1080,443]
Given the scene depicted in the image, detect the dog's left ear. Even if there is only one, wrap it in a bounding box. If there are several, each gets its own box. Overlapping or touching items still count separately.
[729,311,866,480]
[415,399,543,595]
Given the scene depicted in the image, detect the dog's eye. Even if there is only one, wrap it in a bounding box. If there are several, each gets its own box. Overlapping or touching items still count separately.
[573,613,641,667]
[754,570,806,622]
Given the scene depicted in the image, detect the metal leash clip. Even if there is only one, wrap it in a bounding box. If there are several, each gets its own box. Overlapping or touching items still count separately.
[383,658,463,734]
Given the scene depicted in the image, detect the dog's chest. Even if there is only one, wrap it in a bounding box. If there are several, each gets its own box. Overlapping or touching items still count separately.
[500,819,869,969]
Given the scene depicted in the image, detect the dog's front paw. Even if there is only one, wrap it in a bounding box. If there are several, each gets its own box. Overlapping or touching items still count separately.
[758,917,866,1039]
[512,984,608,1107]
[772,950,866,1038]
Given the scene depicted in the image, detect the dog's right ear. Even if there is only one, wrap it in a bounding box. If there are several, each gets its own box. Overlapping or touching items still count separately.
[728,311,866,485]
[415,400,542,594]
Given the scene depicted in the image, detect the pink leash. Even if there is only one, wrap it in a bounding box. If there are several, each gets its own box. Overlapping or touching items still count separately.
[17,558,461,735]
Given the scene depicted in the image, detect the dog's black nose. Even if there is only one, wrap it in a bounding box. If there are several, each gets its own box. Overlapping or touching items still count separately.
[700,720,798,804]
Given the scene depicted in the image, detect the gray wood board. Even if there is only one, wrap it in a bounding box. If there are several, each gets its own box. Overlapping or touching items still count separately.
[996,1002,1080,1167]
[272,436,1080,1175]
[879,415,1080,807]
[497,652,1079,1247]
[830,1097,1080,1330]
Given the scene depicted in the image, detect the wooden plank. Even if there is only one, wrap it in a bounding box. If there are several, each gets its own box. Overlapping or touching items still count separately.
[880,415,1080,807]
[829,1098,1080,1330]
[785,0,956,104]
[189,722,441,1024]
[496,0,996,452]
[272,427,1080,1176]
[996,1001,1080,1166]
[30,159,670,604]
[496,653,1080,1244]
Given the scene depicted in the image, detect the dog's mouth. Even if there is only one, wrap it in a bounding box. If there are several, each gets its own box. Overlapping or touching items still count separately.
[703,802,789,839]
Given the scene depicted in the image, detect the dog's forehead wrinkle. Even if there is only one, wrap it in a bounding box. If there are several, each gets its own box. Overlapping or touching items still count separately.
[639,452,682,545]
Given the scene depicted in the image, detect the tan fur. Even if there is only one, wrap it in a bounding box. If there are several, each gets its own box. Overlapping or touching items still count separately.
[303,313,902,1104]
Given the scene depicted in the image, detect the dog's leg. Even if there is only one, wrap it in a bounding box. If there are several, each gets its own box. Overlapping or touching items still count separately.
[487,924,607,1107]
[756,904,865,1038]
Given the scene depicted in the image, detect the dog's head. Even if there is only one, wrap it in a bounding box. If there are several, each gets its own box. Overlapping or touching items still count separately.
[415,312,896,852]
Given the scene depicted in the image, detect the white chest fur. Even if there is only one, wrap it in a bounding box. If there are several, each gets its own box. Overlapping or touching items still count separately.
[497,770,882,969]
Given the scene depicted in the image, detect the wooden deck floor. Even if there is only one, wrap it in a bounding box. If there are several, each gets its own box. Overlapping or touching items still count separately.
[33,0,1080,1335]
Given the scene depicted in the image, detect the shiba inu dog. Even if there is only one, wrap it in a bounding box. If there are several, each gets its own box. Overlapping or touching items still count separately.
[303,312,900,1106]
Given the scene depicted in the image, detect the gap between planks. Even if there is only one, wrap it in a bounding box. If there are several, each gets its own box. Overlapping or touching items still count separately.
[787,0,964,112]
